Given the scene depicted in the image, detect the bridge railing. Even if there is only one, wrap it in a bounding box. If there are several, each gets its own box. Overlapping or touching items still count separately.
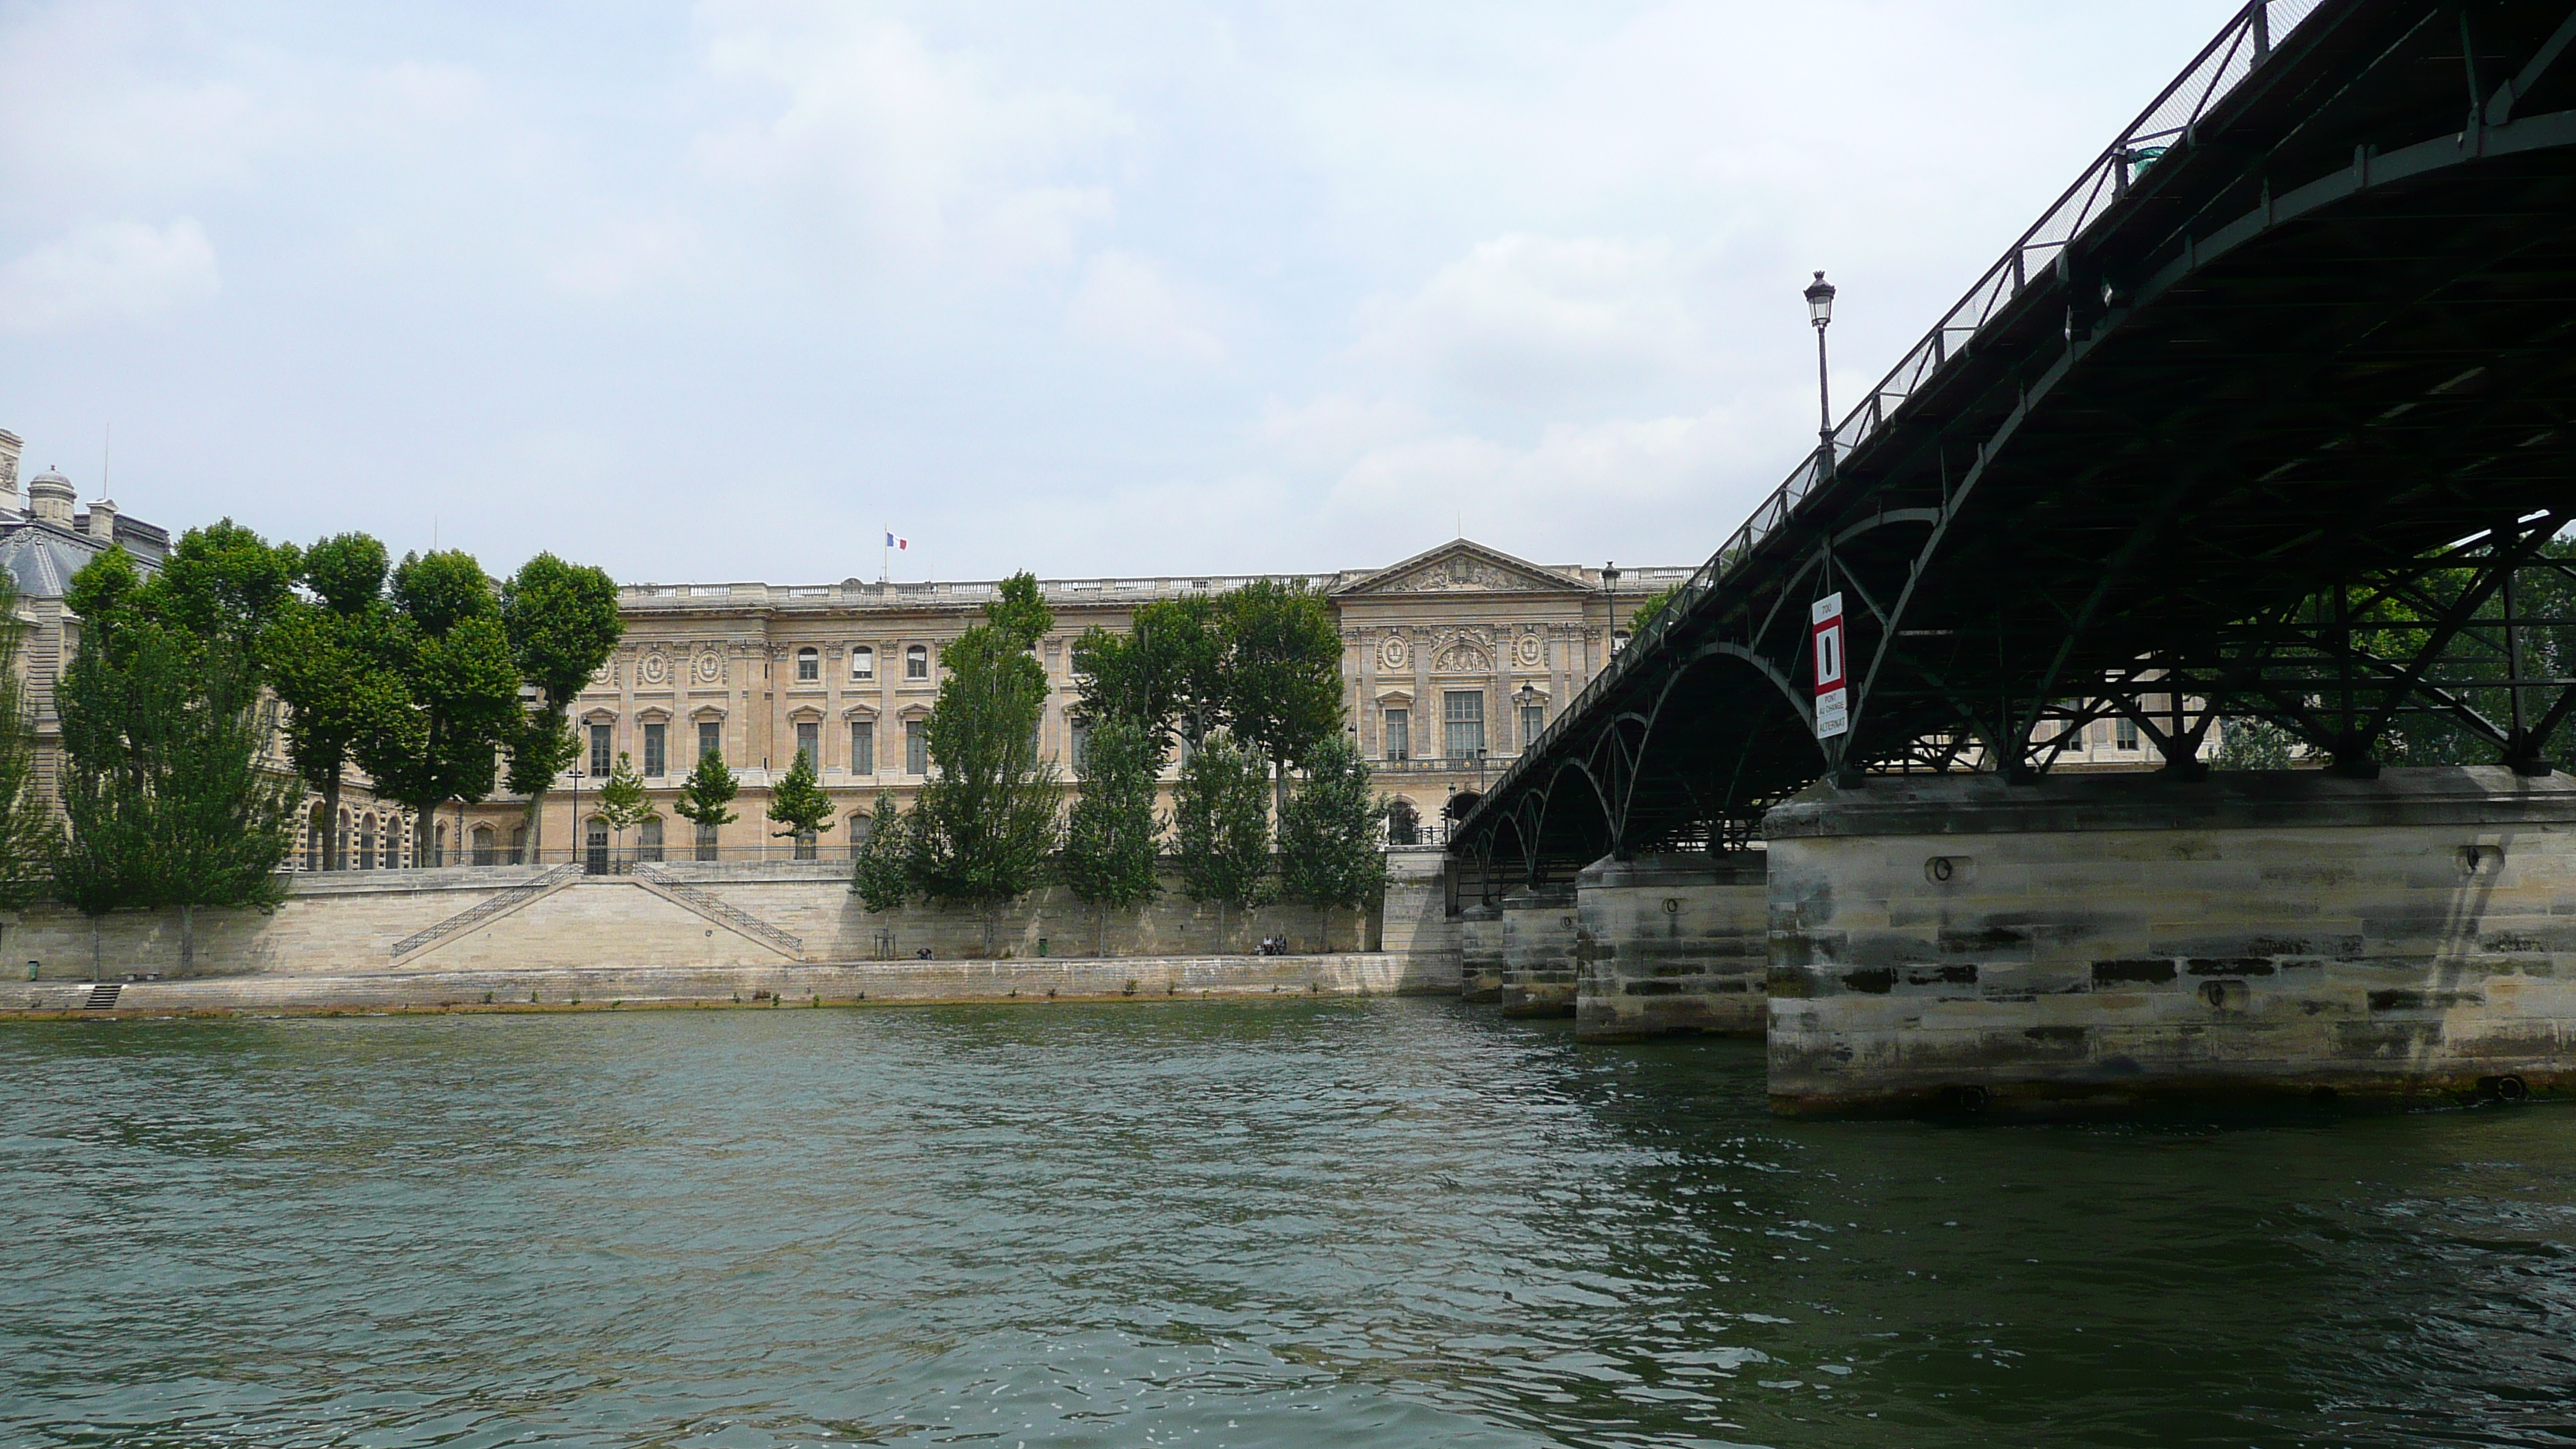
[1476,0,2325,826]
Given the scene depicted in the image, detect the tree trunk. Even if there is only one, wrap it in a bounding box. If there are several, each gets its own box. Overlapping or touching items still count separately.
[416,809,437,870]
[179,903,194,977]
[322,772,344,871]
[522,788,548,864]
[982,902,1001,958]
[91,916,101,981]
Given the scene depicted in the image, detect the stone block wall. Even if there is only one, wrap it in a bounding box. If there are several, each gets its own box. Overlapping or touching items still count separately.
[1499,884,1578,1017]
[1457,904,1503,1002]
[1573,851,1767,1042]
[1764,768,2576,1114]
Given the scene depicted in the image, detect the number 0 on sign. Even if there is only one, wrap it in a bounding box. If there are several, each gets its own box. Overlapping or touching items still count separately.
[1811,593,1848,739]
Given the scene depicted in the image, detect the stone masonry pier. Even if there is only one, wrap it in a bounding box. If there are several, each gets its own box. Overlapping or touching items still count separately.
[1573,852,1767,1042]
[1764,767,2576,1115]
[1498,885,1578,1017]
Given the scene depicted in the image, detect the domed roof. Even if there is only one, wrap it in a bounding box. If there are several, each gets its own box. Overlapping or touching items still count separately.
[27,468,73,494]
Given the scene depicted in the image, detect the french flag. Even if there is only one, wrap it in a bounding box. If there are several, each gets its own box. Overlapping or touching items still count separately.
[886,531,908,550]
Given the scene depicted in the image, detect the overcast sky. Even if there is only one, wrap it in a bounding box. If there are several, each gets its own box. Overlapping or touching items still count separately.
[0,0,2248,585]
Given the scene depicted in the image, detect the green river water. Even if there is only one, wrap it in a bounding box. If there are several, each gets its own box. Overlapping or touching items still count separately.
[3,999,2573,1447]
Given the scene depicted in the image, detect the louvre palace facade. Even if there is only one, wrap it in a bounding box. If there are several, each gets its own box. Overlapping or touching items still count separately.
[454,540,1694,866]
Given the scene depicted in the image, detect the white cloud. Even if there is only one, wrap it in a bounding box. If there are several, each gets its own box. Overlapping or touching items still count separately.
[1255,392,1434,471]
[690,0,1129,275]
[1068,251,1226,361]
[0,219,219,334]
[1355,235,1701,407]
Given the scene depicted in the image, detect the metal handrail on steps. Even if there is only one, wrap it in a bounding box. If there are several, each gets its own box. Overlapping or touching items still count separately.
[630,865,805,955]
[389,863,583,958]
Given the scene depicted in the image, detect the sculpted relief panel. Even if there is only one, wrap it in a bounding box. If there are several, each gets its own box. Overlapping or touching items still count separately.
[639,649,671,687]
[1430,629,1494,674]
[1380,635,1410,671]
[1382,556,1533,593]
[692,646,727,687]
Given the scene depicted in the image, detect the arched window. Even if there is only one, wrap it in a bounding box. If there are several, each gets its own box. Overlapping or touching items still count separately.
[382,819,401,870]
[471,824,497,866]
[694,820,720,862]
[433,821,447,868]
[847,811,873,858]
[851,646,875,680]
[337,808,351,871]
[639,816,664,862]
[306,803,327,871]
[796,646,820,682]
[905,644,929,679]
[355,814,376,870]
[509,824,526,865]
[585,816,611,875]
[1387,799,1420,847]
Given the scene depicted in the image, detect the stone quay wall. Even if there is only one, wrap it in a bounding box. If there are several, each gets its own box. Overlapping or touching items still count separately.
[1456,904,1503,1002]
[1764,767,2576,1115]
[4,953,1424,1019]
[0,851,1459,995]
[1573,852,1768,1042]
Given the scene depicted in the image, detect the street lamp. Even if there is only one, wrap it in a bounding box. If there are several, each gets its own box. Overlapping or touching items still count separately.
[1805,270,1838,455]
[1601,561,1622,666]
[1516,683,1540,755]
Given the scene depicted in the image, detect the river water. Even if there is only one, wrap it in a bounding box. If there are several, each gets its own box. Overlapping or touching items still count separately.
[4,1000,2574,1448]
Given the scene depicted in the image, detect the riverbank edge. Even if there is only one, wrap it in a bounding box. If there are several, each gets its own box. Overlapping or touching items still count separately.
[0,951,1458,1020]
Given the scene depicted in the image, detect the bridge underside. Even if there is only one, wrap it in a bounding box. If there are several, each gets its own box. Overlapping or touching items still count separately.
[1467,0,2576,883]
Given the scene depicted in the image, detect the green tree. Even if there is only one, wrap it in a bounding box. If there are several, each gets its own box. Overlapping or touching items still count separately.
[766,749,834,859]
[1276,733,1388,947]
[1629,582,1684,635]
[1071,593,1223,756]
[598,751,651,858]
[1060,712,1162,953]
[1215,581,1344,819]
[358,550,523,863]
[909,573,1063,952]
[850,788,912,912]
[265,534,412,870]
[53,577,299,975]
[0,571,58,911]
[1171,730,1273,951]
[501,553,622,862]
[2211,717,2297,770]
[673,748,741,861]
[134,519,302,646]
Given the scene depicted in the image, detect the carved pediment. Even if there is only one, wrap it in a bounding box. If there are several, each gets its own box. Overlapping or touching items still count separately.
[1337,540,1581,598]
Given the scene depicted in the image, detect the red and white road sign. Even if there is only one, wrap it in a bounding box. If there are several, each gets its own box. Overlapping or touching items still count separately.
[1812,593,1848,739]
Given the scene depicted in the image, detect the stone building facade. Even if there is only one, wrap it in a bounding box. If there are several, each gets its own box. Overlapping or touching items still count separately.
[0,428,419,872]
[457,540,1694,866]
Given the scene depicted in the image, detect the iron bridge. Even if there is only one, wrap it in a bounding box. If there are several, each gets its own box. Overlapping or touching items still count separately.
[1452,0,2576,885]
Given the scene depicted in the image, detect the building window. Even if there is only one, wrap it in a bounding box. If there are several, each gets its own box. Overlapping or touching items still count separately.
[850,720,875,774]
[509,825,526,865]
[796,721,820,771]
[793,829,817,862]
[1520,702,1546,749]
[697,720,721,765]
[796,646,819,682]
[588,723,613,778]
[638,816,663,862]
[906,718,928,775]
[383,820,401,871]
[586,817,610,875]
[355,814,375,870]
[642,721,667,777]
[694,820,719,862]
[1070,720,1092,776]
[906,644,929,679]
[2115,716,2141,751]
[1443,691,1485,759]
[471,824,496,866]
[1384,708,1410,762]
[851,646,875,680]
[306,804,326,871]
[848,813,873,858]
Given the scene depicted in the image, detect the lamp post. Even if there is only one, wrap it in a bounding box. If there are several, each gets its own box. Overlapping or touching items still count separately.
[1516,682,1540,755]
[1805,270,1837,459]
[1601,561,1622,670]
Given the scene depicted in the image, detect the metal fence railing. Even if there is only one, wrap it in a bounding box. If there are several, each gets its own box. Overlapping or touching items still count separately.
[1468,0,2326,825]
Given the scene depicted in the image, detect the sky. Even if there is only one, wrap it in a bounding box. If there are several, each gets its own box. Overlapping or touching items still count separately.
[0,0,2251,586]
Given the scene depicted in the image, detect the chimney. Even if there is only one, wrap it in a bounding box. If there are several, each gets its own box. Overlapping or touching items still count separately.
[85,498,119,540]
[27,468,75,526]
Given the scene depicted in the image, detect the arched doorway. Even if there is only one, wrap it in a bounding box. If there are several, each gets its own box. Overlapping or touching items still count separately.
[1386,798,1420,847]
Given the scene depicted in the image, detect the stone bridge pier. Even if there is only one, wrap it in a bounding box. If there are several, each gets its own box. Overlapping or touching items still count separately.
[1572,852,1768,1042]
[1763,768,2576,1115]
[1457,903,1504,1002]
[1498,885,1579,1017]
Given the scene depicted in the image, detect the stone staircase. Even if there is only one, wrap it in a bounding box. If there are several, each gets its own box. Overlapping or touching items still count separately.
[390,864,583,964]
[82,982,121,1010]
[631,866,805,958]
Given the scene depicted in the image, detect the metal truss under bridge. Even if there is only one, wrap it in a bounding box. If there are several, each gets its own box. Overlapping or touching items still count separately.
[1454,0,2576,882]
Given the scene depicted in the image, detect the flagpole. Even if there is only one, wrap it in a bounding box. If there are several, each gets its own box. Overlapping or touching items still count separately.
[882,526,889,585]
